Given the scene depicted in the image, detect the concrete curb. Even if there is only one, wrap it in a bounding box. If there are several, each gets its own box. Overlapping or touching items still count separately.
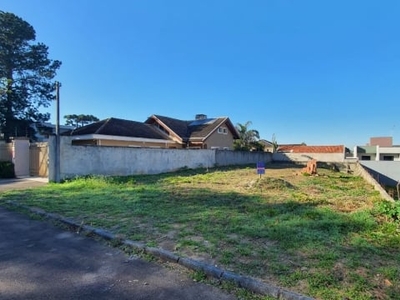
[6,201,314,300]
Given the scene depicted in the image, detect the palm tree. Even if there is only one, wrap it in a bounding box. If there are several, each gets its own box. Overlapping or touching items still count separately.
[234,121,262,151]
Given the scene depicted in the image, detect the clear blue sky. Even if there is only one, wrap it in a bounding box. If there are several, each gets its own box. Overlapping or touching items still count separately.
[3,1,400,149]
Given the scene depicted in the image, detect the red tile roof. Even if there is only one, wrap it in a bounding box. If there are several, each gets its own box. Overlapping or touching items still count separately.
[277,145,344,153]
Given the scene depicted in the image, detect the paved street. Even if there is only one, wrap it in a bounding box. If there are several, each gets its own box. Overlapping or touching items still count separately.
[0,206,236,299]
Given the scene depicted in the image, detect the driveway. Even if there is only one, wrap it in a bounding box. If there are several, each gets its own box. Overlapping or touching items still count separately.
[0,206,236,299]
[0,177,48,191]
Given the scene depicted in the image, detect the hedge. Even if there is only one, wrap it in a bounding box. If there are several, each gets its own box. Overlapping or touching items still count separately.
[0,161,15,178]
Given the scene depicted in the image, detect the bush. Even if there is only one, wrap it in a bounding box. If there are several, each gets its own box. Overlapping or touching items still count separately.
[0,161,15,178]
[377,200,400,222]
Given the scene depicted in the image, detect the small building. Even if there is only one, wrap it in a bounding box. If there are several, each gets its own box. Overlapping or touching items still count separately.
[354,137,400,161]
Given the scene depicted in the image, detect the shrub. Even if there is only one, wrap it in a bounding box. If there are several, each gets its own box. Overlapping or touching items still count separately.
[0,161,15,178]
[377,200,400,222]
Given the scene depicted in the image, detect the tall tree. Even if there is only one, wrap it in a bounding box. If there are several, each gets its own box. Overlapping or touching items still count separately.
[64,114,100,128]
[234,121,263,151]
[0,11,61,142]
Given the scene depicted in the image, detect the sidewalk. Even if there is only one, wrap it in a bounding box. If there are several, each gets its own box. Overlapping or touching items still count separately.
[0,177,48,191]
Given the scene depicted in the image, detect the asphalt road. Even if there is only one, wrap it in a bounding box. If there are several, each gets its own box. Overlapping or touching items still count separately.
[0,205,236,300]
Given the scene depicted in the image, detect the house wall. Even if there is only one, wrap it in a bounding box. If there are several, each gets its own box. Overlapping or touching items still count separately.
[378,147,400,161]
[204,128,235,149]
[97,139,181,148]
[272,152,345,163]
[48,136,274,180]
[354,145,400,161]
[71,138,182,149]
[359,154,377,161]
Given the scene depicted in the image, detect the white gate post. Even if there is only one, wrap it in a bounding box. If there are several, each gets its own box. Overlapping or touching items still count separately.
[12,138,30,177]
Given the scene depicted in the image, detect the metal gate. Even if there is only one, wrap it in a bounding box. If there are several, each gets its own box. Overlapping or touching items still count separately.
[29,143,48,177]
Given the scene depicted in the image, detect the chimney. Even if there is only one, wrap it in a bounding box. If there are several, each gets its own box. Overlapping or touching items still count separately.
[195,114,207,120]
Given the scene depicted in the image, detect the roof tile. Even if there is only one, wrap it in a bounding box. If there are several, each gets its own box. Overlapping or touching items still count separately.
[277,145,344,153]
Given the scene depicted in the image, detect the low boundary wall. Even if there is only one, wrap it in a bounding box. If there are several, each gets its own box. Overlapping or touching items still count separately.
[353,163,394,201]
[273,152,345,163]
[49,137,272,181]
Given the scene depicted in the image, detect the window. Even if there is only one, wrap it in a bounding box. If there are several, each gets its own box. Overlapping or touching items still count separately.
[383,156,394,161]
[218,127,227,134]
[361,155,371,160]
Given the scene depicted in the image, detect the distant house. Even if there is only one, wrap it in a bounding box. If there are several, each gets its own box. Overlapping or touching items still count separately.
[63,114,239,150]
[273,144,347,163]
[63,118,176,148]
[259,140,306,153]
[354,137,400,161]
[277,145,345,154]
[145,114,239,149]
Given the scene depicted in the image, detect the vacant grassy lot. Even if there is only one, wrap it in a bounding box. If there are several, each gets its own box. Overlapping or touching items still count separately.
[1,164,399,299]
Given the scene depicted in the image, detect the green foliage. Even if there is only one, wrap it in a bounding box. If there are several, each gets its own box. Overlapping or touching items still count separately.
[0,161,15,178]
[271,133,278,153]
[0,11,61,141]
[64,114,100,128]
[234,121,261,151]
[376,200,400,222]
[190,270,207,282]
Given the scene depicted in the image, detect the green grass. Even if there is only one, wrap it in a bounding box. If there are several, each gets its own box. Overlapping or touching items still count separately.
[1,164,399,299]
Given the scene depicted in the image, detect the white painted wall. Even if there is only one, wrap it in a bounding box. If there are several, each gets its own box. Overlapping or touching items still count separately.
[12,139,30,177]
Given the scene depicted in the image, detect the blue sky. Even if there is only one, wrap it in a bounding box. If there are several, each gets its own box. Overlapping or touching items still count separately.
[3,1,400,148]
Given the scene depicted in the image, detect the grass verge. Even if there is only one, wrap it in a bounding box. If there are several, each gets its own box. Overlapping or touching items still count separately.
[1,164,399,299]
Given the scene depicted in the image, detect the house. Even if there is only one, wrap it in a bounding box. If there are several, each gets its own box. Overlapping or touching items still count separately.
[354,137,400,161]
[259,140,307,153]
[63,118,176,148]
[273,144,347,163]
[144,114,239,149]
[63,114,239,150]
[276,145,346,154]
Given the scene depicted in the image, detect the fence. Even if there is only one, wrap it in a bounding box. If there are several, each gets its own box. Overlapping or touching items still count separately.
[273,152,345,163]
[29,143,49,177]
[0,142,12,162]
[48,136,273,181]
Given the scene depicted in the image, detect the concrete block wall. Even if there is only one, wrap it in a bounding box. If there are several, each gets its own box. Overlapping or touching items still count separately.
[273,152,345,163]
[215,150,272,166]
[353,163,394,202]
[49,137,272,181]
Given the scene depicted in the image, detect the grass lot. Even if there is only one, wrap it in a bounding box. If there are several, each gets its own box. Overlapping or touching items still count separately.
[1,163,399,299]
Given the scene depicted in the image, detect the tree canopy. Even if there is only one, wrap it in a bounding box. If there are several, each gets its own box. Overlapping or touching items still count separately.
[64,114,100,128]
[0,11,61,141]
[233,121,264,151]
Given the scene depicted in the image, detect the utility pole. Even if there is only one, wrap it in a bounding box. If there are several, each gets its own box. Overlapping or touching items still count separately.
[55,81,61,183]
